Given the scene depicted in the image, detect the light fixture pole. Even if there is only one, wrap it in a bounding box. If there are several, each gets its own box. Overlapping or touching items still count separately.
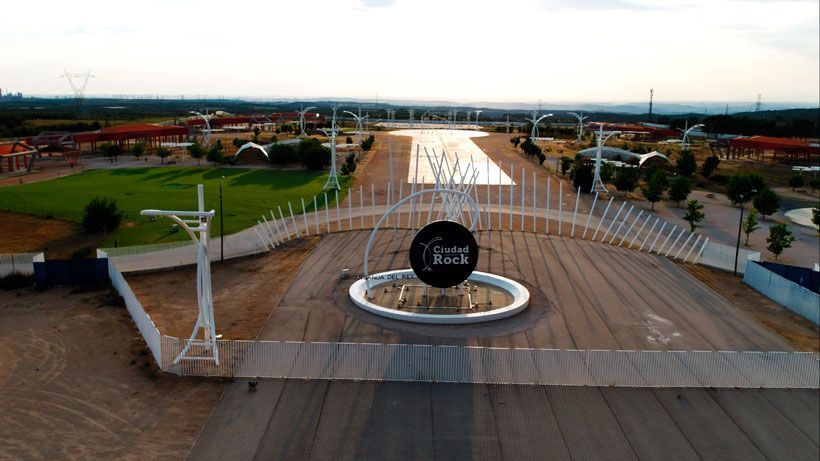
[527,111,553,139]
[189,110,211,147]
[733,190,756,276]
[474,110,482,130]
[680,122,705,151]
[297,105,316,137]
[320,107,341,190]
[592,125,622,193]
[568,111,588,143]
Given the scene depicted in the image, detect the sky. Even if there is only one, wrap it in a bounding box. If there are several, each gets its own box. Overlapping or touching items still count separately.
[2,0,818,104]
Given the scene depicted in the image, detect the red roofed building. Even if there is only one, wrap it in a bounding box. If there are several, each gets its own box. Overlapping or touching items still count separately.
[728,136,820,164]
[0,142,36,173]
[71,123,189,153]
[588,122,678,140]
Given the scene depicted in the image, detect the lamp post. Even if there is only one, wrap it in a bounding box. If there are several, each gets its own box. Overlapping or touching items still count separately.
[680,122,705,151]
[474,110,482,130]
[592,125,622,193]
[297,105,316,137]
[189,110,211,147]
[527,111,553,139]
[568,111,588,143]
[733,190,756,276]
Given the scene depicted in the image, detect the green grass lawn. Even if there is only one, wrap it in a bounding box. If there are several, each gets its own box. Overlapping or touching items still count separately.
[0,167,350,247]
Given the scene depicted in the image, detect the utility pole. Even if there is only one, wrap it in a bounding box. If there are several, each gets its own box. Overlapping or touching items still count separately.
[648,88,654,120]
[219,176,225,263]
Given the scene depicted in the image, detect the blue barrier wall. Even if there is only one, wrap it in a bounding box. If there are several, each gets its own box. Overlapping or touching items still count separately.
[33,257,109,288]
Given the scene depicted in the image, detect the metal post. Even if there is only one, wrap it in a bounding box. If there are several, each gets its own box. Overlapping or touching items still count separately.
[278,206,290,241]
[520,167,525,231]
[582,192,599,239]
[571,185,580,237]
[301,198,309,237]
[600,202,626,242]
[656,225,677,255]
[288,202,298,238]
[219,176,224,263]
[609,205,633,244]
[314,196,320,235]
[665,228,687,257]
[371,184,376,228]
[675,232,695,260]
[509,164,514,230]
[335,189,341,230]
[324,193,330,233]
[591,197,614,241]
[532,172,537,231]
[558,182,563,236]
[360,185,364,229]
[639,217,659,251]
[629,213,651,248]
[647,221,667,253]
[546,177,551,235]
[348,188,353,231]
[498,161,502,229]
[733,201,745,276]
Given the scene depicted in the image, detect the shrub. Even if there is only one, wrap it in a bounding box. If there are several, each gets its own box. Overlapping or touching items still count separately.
[725,173,765,204]
[600,162,615,184]
[82,197,123,233]
[752,188,780,220]
[298,138,331,170]
[667,175,692,206]
[701,155,720,178]
[788,175,805,190]
[676,151,696,177]
[559,156,573,177]
[641,169,667,210]
[130,142,146,159]
[710,174,729,184]
[766,223,794,259]
[570,160,594,192]
[613,166,640,195]
[0,273,34,290]
[268,143,299,166]
[683,199,705,232]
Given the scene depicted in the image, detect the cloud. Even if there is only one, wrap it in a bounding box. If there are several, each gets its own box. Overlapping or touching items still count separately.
[538,0,680,11]
[360,0,395,7]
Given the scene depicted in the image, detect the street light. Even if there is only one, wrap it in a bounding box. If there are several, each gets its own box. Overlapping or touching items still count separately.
[474,110,482,130]
[680,121,705,151]
[733,189,757,276]
[189,110,211,147]
[568,111,589,143]
[527,111,553,139]
[591,125,622,193]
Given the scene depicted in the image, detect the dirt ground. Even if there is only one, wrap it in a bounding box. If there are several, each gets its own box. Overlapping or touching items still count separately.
[125,237,319,340]
[0,210,104,259]
[0,286,224,459]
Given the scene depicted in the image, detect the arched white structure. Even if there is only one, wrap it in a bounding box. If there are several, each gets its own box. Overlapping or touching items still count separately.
[297,106,316,136]
[527,111,553,139]
[362,188,480,296]
[232,142,271,162]
[568,111,588,142]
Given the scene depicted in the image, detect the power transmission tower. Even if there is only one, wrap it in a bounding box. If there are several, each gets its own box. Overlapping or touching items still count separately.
[648,88,654,119]
[60,68,95,115]
[755,94,762,112]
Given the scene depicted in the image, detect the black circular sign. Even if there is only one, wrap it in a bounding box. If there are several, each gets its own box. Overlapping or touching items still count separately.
[409,220,479,288]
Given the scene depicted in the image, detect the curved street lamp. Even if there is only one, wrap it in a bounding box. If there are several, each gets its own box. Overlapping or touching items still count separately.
[343,109,369,142]
[680,122,705,151]
[527,111,553,139]
[297,106,316,136]
[568,111,589,143]
[189,110,211,147]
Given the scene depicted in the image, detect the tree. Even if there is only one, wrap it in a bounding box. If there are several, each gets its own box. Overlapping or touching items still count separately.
[100,142,121,163]
[682,199,705,232]
[667,175,692,206]
[788,175,805,191]
[207,140,224,165]
[130,141,146,159]
[599,162,615,184]
[298,138,331,170]
[268,143,299,166]
[559,156,573,177]
[641,169,667,210]
[81,197,123,234]
[701,155,720,178]
[752,188,780,221]
[812,207,820,228]
[613,166,640,195]
[725,173,765,204]
[742,209,759,246]
[253,126,261,142]
[187,141,205,166]
[675,150,696,177]
[232,138,244,149]
[570,160,594,193]
[360,135,375,151]
[510,136,521,150]
[342,152,357,175]
[766,223,795,260]
[156,147,171,164]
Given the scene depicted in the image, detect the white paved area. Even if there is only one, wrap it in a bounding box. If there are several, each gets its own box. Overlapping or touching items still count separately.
[390,129,515,185]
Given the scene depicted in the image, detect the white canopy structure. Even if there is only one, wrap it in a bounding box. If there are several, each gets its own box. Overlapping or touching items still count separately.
[577,147,670,168]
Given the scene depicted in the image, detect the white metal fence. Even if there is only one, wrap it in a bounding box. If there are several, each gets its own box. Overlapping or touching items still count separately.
[105,254,162,365]
[744,260,819,325]
[100,175,755,274]
[158,337,819,388]
[0,252,38,277]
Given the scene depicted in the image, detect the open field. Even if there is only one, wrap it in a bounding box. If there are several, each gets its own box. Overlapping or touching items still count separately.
[0,286,225,459]
[0,167,349,247]
[0,210,105,259]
